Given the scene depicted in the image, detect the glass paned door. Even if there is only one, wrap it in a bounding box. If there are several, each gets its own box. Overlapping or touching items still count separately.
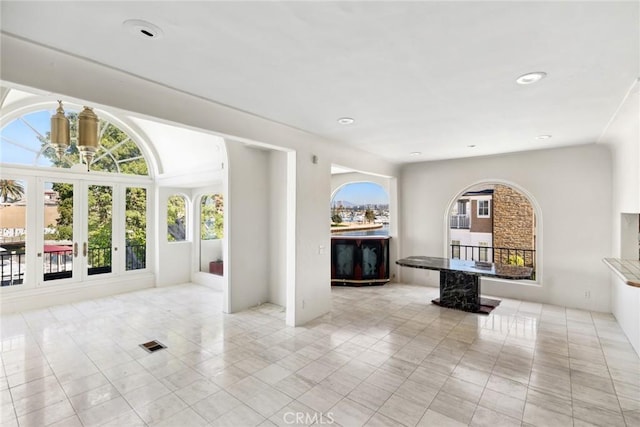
[0,178,27,286]
[87,185,113,276]
[43,181,75,282]
[40,181,115,284]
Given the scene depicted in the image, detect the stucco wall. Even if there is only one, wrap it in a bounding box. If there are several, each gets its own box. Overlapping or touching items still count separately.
[400,143,612,312]
[600,80,640,356]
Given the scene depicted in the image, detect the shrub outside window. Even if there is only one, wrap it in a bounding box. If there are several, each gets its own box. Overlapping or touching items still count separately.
[167,195,187,242]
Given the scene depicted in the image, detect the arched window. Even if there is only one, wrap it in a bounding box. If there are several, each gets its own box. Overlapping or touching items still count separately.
[1,108,149,175]
[330,182,389,236]
[448,183,537,279]
[200,194,224,240]
[167,195,187,242]
[199,194,224,275]
[1,100,154,289]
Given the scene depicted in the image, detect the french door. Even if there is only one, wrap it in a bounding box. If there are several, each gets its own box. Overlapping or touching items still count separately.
[39,178,116,285]
[0,171,149,289]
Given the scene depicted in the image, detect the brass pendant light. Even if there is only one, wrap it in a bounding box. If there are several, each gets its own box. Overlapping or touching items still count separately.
[50,100,70,160]
[50,102,100,171]
[78,106,99,170]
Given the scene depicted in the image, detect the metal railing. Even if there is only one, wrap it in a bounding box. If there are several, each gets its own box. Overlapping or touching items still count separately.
[451,244,536,278]
[87,246,112,275]
[450,214,470,229]
[125,244,146,270]
[1,251,26,286]
[43,249,73,280]
[1,244,146,286]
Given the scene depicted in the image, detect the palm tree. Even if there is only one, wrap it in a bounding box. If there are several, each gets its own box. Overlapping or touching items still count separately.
[0,180,25,203]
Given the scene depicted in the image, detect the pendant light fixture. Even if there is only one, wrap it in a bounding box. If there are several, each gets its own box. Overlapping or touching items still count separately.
[77,106,99,170]
[49,101,100,171]
[50,101,70,160]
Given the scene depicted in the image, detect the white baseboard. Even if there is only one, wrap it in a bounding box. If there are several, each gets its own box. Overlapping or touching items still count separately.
[191,271,224,291]
[0,273,155,313]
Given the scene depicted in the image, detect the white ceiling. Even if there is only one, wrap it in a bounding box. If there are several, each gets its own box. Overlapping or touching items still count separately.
[1,1,638,163]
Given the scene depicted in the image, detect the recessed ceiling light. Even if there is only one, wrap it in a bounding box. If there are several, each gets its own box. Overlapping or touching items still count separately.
[536,134,552,140]
[337,117,355,125]
[516,72,547,85]
[123,19,164,40]
[409,151,421,156]
[467,144,476,148]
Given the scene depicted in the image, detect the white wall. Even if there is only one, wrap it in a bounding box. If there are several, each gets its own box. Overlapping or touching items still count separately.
[1,35,399,325]
[602,81,640,258]
[400,144,612,312]
[199,239,222,271]
[269,151,289,307]
[295,152,332,324]
[226,143,270,312]
[156,187,192,287]
[600,79,640,356]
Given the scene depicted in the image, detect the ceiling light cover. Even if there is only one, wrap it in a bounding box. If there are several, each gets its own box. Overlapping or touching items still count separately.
[123,19,164,40]
[516,72,547,85]
[536,134,552,140]
[409,151,422,156]
[337,117,355,125]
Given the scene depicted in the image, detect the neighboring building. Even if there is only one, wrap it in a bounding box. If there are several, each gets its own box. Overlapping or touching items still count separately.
[450,185,536,268]
[492,184,536,266]
[450,189,493,261]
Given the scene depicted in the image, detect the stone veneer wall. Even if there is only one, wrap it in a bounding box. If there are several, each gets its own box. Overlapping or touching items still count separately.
[493,184,535,265]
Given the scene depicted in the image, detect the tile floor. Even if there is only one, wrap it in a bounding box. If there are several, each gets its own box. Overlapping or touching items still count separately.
[1,283,639,427]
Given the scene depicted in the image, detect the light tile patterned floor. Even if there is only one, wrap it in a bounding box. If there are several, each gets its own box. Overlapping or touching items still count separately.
[1,283,639,427]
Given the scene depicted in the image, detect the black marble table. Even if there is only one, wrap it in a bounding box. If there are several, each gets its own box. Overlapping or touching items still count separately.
[396,256,533,314]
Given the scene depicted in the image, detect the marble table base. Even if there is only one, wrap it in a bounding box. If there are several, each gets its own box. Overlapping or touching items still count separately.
[431,270,501,314]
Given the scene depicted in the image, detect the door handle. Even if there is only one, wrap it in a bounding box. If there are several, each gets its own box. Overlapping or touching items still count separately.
[74,242,78,257]
[83,242,87,257]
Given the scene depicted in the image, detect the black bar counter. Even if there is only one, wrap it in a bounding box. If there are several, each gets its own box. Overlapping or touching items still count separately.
[331,236,390,286]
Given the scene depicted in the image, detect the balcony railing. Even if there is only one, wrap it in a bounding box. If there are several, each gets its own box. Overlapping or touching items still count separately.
[0,251,26,286]
[43,249,74,280]
[451,244,536,278]
[87,246,112,276]
[125,244,146,270]
[1,244,146,286]
[450,214,470,229]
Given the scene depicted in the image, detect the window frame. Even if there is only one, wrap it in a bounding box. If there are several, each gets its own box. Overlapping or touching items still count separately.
[477,199,491,218]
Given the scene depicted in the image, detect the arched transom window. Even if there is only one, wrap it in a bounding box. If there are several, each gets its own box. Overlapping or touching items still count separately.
[1,108,149,175]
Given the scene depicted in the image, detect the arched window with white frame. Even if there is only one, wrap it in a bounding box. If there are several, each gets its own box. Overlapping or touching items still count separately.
[447,182,539,280]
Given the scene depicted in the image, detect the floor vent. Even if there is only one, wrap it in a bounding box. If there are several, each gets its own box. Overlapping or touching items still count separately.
[139,340,167,353]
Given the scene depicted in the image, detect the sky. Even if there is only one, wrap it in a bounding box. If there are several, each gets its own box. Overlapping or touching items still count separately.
[332,182,389,206]
[1,110,55,166]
